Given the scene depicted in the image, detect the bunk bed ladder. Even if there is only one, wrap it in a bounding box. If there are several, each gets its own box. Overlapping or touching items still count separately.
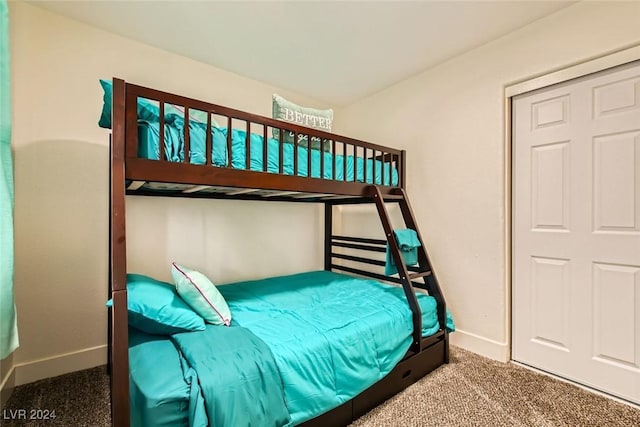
[369,186,449,362]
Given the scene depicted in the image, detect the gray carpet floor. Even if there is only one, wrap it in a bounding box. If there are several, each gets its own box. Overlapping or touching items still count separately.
[2,347,639,426]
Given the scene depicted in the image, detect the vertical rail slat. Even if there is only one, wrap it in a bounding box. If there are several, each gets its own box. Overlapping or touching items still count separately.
[279,128,284,174]
[124,92,138,159]
[331,139,336,180]
[342,142,347,181]
[245,121,251,170]
[372,149,377,185]
[381,152,386,186]
[263,124,268,172]
[226,117,232,168]
[158,102,165,162]
[205,112,212,166]
[294,132,298,176]
[320,138,325,180]
[183,107,190,163]
[363,147,368,184]
[352,144,357,182]
[392,154,397,186]
[353,145,358,182]
[307,135,312,178]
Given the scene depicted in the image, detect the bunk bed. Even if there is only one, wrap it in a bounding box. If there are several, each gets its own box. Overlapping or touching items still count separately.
[108,78,451,426]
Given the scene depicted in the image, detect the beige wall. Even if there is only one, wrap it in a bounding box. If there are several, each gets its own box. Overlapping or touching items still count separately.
[334,2,640,361]
[9,0,640,384]
[9,2,333,382]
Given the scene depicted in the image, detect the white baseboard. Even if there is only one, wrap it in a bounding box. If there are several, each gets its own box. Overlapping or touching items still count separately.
[0,365,16,409]
[450,329,510,362]
[14,345,107,387]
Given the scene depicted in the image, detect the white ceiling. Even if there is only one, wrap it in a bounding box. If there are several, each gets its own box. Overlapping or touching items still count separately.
[30,1,574,105]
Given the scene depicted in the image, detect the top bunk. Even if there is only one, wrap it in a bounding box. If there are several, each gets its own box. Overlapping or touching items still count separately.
[108,78,406,203]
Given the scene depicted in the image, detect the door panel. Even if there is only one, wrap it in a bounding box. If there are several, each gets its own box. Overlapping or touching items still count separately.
[513,61,640,404]
[593,132,640,232]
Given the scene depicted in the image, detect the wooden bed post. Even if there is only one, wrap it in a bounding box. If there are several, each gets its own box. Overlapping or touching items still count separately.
[110,78,130,427]
[324,203,332,271]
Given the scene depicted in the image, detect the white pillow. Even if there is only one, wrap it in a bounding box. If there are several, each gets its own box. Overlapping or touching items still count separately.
[171,263,231,326]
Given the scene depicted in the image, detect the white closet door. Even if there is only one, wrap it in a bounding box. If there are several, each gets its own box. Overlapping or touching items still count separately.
[512,61,640,404]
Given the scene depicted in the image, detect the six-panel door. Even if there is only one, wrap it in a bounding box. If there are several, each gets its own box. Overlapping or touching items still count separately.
[512,61,640,404]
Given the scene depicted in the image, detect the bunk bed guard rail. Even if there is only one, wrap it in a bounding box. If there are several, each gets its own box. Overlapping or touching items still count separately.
[116,79,406,197]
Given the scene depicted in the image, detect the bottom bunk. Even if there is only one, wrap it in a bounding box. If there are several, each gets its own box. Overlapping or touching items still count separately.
[127,270,453,427]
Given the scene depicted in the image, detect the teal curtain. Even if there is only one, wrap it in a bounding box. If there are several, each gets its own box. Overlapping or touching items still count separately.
[0,0,18,359]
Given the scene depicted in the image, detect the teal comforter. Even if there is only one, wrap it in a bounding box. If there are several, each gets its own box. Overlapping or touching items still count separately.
[128,271,450,426]
[219,271,442,424]
[138,122,399,185]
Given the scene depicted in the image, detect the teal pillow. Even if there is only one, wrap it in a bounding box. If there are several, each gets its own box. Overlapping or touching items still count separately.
[106,273,206,335]
[99,80,162,129]
[99,79,205,130]
[171,263,232,326]
[98,79,113,128]
[166,108,218,128]
[168,120,227,166]
[272,94,333,151]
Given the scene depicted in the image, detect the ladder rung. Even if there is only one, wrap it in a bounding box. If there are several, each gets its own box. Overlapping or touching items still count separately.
[408,271,432,280]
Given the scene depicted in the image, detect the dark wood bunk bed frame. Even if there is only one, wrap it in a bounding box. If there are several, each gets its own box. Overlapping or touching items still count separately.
[108,78,449,427]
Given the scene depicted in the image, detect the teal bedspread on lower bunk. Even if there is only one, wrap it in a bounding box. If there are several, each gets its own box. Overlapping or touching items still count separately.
[129,271,449,426]
[138,122,399,185]
[219,270,441,425]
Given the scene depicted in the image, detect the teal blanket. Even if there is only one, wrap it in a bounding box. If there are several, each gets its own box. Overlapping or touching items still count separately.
[170,325,290,427]
[127,271,453,426]
[137,122,399,186]
[219,271,441,424]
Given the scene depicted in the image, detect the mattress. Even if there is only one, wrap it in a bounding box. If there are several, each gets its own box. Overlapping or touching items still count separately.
[129,328,194,427]
[137,121,400,186]
[128,271,447,426]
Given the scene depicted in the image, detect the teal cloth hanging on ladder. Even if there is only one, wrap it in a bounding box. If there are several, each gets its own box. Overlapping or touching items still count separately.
[0,0,19,359]
[384,229,421,276]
